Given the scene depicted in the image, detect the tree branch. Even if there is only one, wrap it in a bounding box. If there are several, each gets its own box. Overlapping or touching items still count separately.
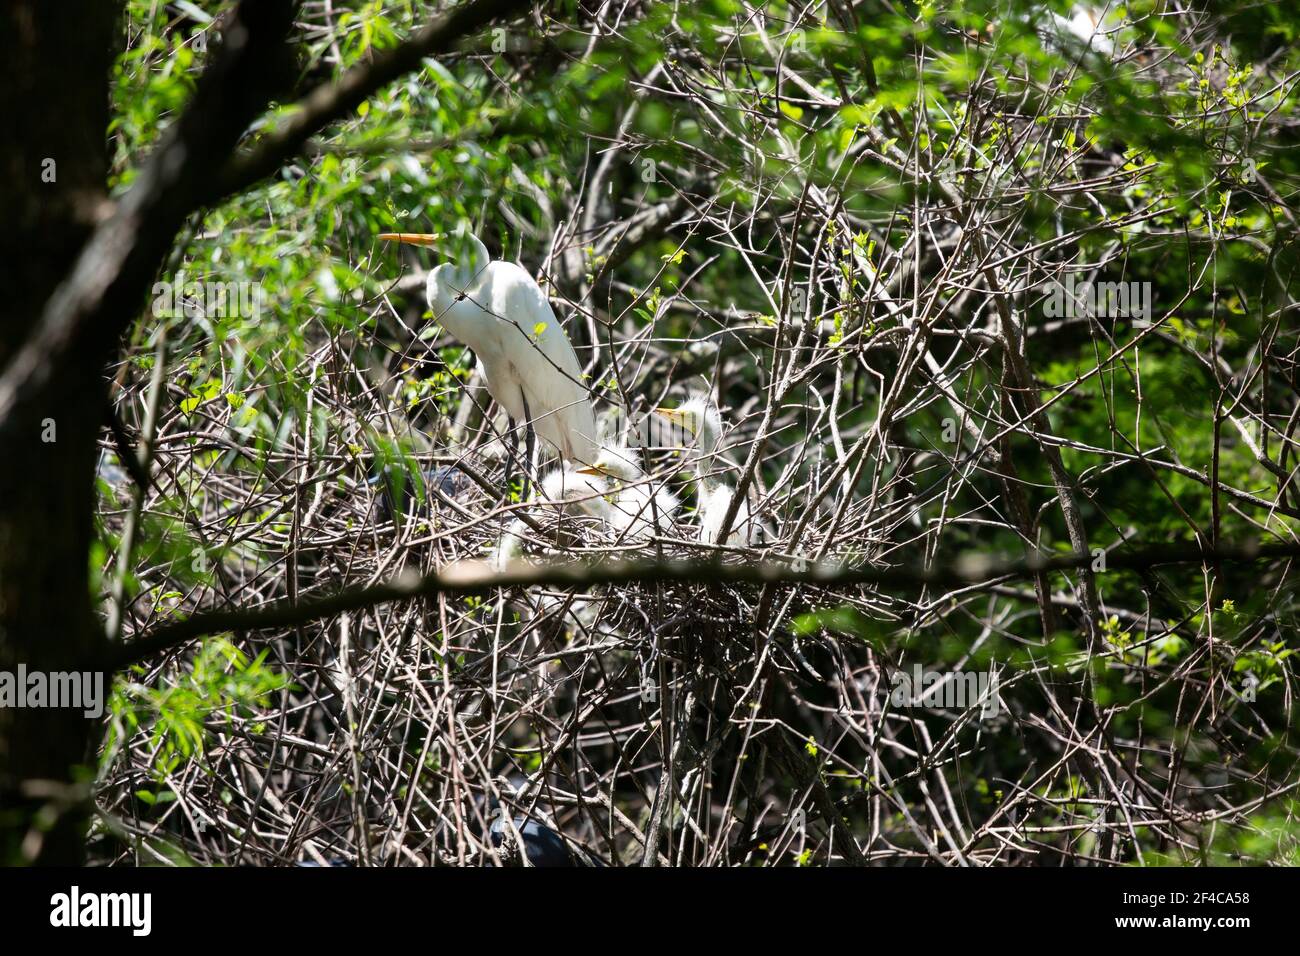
[0,0,297,425]
[0,0,530,427]
[210,0,531,202]
[106,538,1300,671]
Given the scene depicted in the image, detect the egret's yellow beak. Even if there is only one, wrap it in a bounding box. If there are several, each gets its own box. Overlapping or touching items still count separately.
[575,465,609,477]
[379,232,444,247]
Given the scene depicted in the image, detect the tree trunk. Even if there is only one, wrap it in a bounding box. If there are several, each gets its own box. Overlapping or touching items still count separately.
[0,0,119,865]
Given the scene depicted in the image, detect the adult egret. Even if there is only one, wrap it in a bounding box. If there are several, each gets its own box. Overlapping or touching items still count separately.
[655,396,762,546]
[379,230,600,477]
[577,445,679,541]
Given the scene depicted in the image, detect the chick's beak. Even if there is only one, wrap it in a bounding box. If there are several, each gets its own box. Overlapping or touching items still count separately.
[655,407,695,434]
[575,465,608,477]
[378,232,444,247]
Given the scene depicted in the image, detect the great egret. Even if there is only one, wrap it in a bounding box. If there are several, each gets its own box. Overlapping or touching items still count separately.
[655,396,762,546]
[379,230,600,480]
[577,445,679,541]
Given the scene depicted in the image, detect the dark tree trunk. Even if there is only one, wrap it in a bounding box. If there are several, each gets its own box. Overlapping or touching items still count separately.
[0,0,120,865]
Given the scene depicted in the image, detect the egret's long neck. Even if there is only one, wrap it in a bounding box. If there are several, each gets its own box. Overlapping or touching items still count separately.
[463,234,490,281]
[427,235,492,317]
[450,235,490,289]
[426,268,466,321]
[692,417,726,490]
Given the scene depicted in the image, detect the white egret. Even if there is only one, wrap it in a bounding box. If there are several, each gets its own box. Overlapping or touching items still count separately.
[576,445,679,541]
[532,464,626,539]
[655,396,763,546]
[380,230,600,478]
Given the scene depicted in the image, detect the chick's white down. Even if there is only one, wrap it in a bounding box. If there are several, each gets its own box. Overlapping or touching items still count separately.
[581,446,679,541]
[538,467,608,519]
[662,396,762,546]
[493,451,675,566]
[493,466,609,568]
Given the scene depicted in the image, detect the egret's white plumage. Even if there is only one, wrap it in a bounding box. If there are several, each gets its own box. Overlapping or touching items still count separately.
[578,445,678,541]
[381,229,599,465]
[493,465,610,568]
[537,466,613,523]
[656,396,763,546]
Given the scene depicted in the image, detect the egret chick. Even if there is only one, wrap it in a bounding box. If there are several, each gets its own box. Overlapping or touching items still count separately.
[655,396,763,546]
[577,446,678,541]
[493,465,610,569]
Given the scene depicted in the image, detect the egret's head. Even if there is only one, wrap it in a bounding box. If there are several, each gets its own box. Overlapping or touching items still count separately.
[654,396,722,453]
[576,446,643,483]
